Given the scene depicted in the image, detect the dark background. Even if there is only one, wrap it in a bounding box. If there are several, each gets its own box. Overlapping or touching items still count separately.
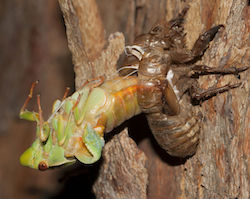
[0,1,74,199]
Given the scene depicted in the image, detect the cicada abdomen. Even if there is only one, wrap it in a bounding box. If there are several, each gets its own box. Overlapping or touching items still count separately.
[19,76,141,170]
[126,7,248,157]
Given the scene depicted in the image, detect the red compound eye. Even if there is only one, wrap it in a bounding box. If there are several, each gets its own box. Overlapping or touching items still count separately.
[38,161,48,171]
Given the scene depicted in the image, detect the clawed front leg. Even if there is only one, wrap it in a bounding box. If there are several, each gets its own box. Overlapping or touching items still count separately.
[190,82,242,105]
[189,65,249,78]
[171,25,224,64]
[191,25,224,59]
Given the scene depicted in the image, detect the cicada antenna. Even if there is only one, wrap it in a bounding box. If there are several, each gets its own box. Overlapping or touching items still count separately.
[122,69,138,79]
[117,65,139,73]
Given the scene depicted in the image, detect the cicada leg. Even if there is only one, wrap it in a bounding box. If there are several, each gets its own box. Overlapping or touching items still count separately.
[62,87,70,100]
[36,95,50,142]
[191,25,224,60]
[19,81,49,142]
[36,94,43,125]
[190,82,242,105]
[19,81,39,122]
[170,25,224,64]
[162,81,180,116]
[78,75,105,90]
[75,124,105,164]
[189,65,249,78]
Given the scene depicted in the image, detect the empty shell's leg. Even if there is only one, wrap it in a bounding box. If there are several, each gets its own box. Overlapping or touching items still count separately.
[191,25,224,59]
[189,65,249,78]
[162,81,180,116]
[190,83,242,104]
[171,25,224,64]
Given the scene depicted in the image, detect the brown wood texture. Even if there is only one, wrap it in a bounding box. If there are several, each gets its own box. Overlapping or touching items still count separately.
[93,129,148,199]
[58,0,123,89]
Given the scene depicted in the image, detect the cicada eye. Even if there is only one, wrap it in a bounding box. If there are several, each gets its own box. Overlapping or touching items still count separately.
[38,161,48,171]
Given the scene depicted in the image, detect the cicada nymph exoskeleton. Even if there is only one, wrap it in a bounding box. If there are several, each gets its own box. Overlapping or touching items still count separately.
[125,7,248,157]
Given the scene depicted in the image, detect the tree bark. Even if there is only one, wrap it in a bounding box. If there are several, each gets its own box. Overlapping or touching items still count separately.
[58,0,249,198]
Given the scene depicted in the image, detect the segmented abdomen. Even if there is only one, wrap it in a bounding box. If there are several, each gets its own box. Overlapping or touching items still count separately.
[146,112,200,157]
[99,76,141,132]
[137,71,201,157]
[137,61,201,157]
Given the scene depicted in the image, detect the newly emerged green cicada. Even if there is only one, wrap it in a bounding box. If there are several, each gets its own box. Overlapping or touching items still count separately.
[20,76,141,170]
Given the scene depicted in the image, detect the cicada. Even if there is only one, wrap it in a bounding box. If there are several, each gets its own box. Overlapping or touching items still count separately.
[20,7,248,170]
[19,76,140,170]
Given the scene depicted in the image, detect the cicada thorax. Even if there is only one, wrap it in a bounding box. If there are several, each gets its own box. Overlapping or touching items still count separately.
[137,50,169,113]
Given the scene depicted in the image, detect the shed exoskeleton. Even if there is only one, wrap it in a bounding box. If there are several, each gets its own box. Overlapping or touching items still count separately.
[125,7,248,157]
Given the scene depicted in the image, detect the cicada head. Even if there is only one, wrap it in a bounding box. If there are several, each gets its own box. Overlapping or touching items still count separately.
[19,81,106,170]
[125,27,170,62]
[20,131,75,170]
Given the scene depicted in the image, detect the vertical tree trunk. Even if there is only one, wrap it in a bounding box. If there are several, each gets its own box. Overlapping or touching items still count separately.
[58,0,249,198]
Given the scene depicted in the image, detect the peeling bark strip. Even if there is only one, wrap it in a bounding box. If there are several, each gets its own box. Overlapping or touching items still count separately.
[58,0,123,89]
[91,32,125,81]
[93,129,148,199]
[58,0,105,61]
[58,0,93,87]
[70,0,106,60]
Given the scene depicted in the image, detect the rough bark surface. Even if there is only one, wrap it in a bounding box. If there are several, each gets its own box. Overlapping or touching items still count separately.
[58,0,249,199]
[59,0,122,89]
[93,129,148,199]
